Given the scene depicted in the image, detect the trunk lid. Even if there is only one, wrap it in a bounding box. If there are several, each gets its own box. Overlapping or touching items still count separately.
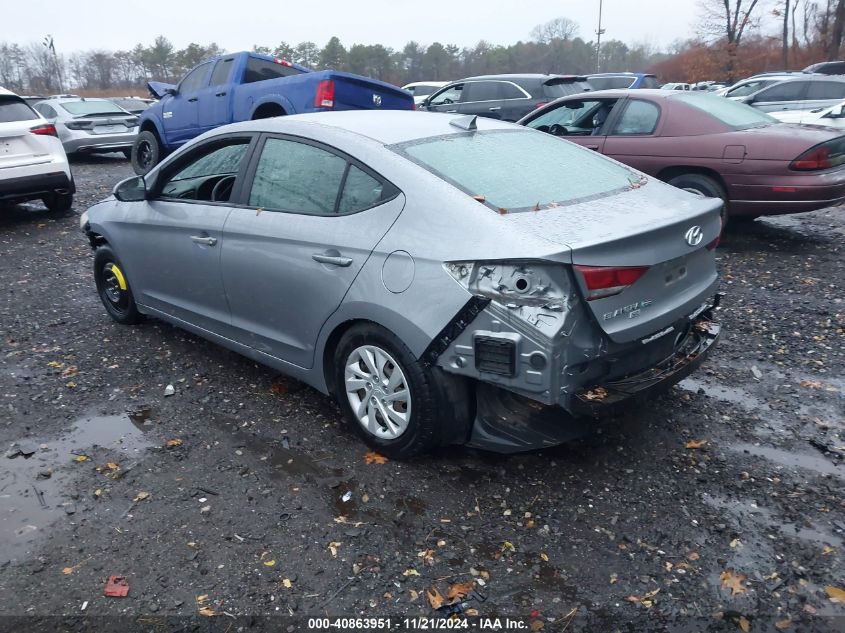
[321,71,414,111]
[501,180,721,344]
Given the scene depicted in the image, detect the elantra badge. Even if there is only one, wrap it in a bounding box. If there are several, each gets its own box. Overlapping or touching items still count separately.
[685,225,703,246]
[373,94,382,106]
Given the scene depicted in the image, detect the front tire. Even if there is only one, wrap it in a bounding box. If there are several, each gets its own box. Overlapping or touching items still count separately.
[668,173,729,230]
[131,130,162,176]
[332,323,471,459]
[94,246,142,325]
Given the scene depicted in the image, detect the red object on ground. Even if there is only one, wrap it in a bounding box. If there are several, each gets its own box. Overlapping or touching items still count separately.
[104,575,129,597]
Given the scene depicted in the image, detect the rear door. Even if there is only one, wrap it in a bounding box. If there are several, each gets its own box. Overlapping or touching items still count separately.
[163,62,212,144]
[458,80,507,119]
[0,96,54,170]
[221,134,405,367]
[803,80,845,112]
[197,57,236,131]
[749,80,808,112]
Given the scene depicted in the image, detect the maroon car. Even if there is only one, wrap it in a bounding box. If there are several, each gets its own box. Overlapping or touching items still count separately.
[517,89,845,223]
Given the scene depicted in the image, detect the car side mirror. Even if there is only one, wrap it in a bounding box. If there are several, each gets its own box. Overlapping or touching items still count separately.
[420,97,430,108]
[113,176,147,202]
[165,87,178,96]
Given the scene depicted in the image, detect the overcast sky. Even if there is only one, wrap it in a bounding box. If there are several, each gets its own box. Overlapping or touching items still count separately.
[7,0,701,53]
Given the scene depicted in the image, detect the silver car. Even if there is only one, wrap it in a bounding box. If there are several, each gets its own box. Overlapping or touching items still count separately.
[33,97,138,157]
[81,111,723,458]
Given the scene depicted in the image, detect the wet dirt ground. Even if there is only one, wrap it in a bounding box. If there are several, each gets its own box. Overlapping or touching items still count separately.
[0,155,843,631]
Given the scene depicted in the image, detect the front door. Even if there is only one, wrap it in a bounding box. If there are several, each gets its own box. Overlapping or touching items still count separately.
[117,135,255,335]
[424,83,463,114]
[162,62,212,145]
[221,135,405,367]
[197,57,235,132]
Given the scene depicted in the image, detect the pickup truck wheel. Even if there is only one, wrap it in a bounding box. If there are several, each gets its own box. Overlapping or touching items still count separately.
[667,173,729,230]
[131,131,162,176]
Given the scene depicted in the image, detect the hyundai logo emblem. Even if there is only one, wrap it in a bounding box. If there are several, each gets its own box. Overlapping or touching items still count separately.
[372,94,382,106]
[685,225,703,247]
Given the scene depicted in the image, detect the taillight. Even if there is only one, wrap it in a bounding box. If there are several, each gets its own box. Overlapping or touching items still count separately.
[706,217,722,250]
[790,138,845,170]
[274,58,293,67]
[315,80,335,109]
[574,265,650,301]
[31,124,57,137]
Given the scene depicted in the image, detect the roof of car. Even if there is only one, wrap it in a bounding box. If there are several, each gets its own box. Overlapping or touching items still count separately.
[220,110,519,146]
[0,87,17,97]
[588,72,655,77]
[462,73,581,81]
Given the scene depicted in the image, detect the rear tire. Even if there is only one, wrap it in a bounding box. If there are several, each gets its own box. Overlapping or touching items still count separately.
[667,173,728,230]
[94,246,142,325]
[332,323,471,459]
[131,130,162,176]
[43,192,73,215]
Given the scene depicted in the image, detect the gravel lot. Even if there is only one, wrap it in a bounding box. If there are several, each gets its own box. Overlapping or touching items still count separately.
[1,155,843,631]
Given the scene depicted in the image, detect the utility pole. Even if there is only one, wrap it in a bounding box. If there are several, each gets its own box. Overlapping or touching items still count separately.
[596,0,606,73]
[43,35,64,94]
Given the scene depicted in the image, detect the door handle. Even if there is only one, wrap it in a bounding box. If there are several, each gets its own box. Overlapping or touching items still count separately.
[488,106,501,111]
[585,146,600,151]
[312,253,352,267]
[216,91,227,97]
[191,235,217,246]
[445,110,457,113]
[188,97,198,103]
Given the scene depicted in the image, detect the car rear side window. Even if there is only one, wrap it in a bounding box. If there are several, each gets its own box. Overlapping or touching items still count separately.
[248,138,346,214]
[243,58,302,83]
[338,166,387,214]
[640,76,660,89]
[395,130,637,212]
[35,104,57,119]
[674,93,775,129]
[0,96,39,122]
[806,81,845,100]
[210,58,235,86]
[756,81,806,102]
[463,81,502,102]
[610,100,660,135]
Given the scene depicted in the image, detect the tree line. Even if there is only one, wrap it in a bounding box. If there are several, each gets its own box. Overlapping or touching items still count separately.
[0,19,666,95]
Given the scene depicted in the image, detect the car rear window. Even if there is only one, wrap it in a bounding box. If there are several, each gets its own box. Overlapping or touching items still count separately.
[588,76,636,90]
[243,57,304,83]
[60,100,126,115]
[0,96,39,122]
[673,93,775,129]
[543,80,591,98]
[394,129,638,212]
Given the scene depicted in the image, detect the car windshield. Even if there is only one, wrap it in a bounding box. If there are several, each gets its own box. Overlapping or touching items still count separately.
[394,129,638,212]
[673,93,775,129]
[60,100,126,116]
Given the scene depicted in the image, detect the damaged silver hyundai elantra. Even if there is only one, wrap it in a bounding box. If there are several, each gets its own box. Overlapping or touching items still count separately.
[81,110,722,458]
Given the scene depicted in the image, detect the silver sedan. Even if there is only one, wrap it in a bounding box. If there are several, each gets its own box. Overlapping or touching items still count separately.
[33,97,138,157]
[81,111,723,458]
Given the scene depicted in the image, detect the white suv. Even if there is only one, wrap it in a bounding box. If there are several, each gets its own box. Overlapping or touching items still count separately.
[0,88,74,213]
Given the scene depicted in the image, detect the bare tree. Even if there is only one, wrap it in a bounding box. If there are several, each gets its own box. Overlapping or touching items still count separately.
[828,0,845,58]
[700,0,762,45]
[530,17,580,43]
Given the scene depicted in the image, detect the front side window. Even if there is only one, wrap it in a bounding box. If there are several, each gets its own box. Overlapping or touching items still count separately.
[159,140,250,201]
[394,130,638,212]
[210,59,234,86]
[806,81,845,100]
[726,80,772,98]
[526,99,609,130]
[179,63,212,94]
[610,100,660,135]
[428,84,463,106]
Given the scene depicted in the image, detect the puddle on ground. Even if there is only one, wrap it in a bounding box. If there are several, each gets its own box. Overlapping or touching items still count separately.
[679,377,771,412]
[0,411,154,564]
[730,442,843,480]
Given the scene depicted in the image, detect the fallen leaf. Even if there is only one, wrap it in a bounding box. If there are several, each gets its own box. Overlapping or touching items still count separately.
[610,573,618,584]
[61,365,78,378]
[774,618,792,630]
[73,455,89,463]
[164,439,183,448]
[583,386,608,401]
[446,580,475,602]
[720,569,748,596]
[65,381,77,389]
[328,541,341,558]
[417,549,434,565]
[738,616,750,632]
[47,361,63,368]
[282,578,292,588]
[530,621,544,632]
[62,567,74,575]
[799,379,823,389]
[133,491,150,502]
[687,551,700,561]
[822,546,835,555]
[363,451,388,465]
[426,586,445,610]
[685,439,707,450]
[501,541,516,553]
[409,589,419,602]
[539,552,549,562]
[198,606,217,617]
[826,585,845,603]
[263,559,276,567]
[270,381,288,394]
[730,538,742,549]
[402,569,420,577]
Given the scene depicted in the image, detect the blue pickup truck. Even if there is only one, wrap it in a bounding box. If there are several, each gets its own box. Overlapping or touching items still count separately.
[131,52,414,174]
